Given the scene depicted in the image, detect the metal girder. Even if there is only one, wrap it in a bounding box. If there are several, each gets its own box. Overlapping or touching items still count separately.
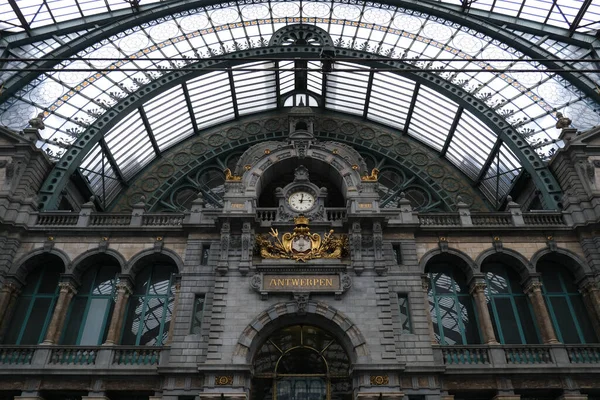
[569,0,594,35]
[403,82,420,135]
[35,48,563,211]
[227,67,240,119]
[1,0,599,108]
[6,0,31,34]
[440,107,463,157]
[363,70,375,119]
[98,138,127,184]
[475,137,503,184]
[181,82,200,135]
[138,106,161,156]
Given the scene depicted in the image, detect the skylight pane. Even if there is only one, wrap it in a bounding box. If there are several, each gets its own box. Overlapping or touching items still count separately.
[232,62,278,116]
[104,109,155,180]
[144,85,194,151]
[480,143,522,205]
[79,143,121,205]
[325,63,370,117]
[446,110,497,180]
[408,86,458,151]
[187,72,235,130]
[367,72,415,131]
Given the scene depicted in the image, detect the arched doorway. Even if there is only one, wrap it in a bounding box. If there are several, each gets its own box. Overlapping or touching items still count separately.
[251,325,352,400]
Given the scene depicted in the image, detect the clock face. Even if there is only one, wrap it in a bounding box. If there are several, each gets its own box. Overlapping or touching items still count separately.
[288,191,315,212]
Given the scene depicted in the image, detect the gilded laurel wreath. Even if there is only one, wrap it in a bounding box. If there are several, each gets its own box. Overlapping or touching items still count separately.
[256,216,348,262]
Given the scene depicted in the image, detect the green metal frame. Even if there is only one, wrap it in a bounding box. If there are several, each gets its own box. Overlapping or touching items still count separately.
[541,268,594,344]
[35,48,564,211]
[120,265,176,346]
[9,269,60,345]
[190,295,205,334]
[428,269,482,345]
[60,265,118,345]
[397,294,412,334]
[483,268,541,344]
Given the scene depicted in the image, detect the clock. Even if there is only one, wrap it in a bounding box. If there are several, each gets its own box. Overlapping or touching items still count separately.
[288,191,315,212]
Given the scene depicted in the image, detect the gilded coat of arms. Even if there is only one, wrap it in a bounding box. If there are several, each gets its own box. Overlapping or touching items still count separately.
[256,215,348,262]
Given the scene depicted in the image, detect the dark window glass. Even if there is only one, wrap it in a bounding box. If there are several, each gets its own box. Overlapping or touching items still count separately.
[201,245,210,265]
[484,263,539,344]
[428,264,480,345]
[121,264,176,346]
[191,295,206,334]
[398,294,411,333]
[4,262,62,345]
[540,263,597,344]
[61,263,118,345]
[392,245,402,265]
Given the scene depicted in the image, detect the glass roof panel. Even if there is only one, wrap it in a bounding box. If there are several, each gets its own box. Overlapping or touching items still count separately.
[480,143,522,205]
[186,72,235,130]
[325,62,370,117]
[79,142,121,206]
[1,0,599,208]
[143,85,194,152]
[367,72,416,131]
[446,110,497,181]
[103,109,155,180]
[408,85,459,152]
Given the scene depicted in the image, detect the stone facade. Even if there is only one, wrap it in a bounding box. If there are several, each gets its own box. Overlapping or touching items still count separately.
[1,119,600,400]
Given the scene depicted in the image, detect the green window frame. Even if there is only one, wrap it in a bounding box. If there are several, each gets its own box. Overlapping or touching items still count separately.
[4,264,62,345]
[483,264,540,344]
[398,294,412,333]
[121,264,176,346]
[540,264,597,344]
[428,265,481,345]
[61,264,119,345]
[190,295,206,334]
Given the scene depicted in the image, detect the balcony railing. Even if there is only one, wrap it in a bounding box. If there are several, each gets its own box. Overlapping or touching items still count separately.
[0,346,165,370]
[435,344,600,367]
[30,208,568,230]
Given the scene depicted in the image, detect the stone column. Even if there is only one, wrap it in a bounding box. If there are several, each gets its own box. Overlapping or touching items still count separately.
[42,280,78,345]
[0,278,21,340]
[469,279,499,345]
[165,279,181,345]
[421,275,437,344]
[579,277,600,337]
[103,278,133,345]
[524,278,559,344]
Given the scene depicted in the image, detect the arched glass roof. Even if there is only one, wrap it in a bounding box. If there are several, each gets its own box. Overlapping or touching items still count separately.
[0,0,599,210]
[1,0,597,34]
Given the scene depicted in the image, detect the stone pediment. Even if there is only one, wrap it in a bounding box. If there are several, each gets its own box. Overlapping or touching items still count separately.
[0,125,25,146]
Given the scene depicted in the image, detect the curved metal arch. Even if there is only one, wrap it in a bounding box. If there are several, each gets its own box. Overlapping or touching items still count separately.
[112,114,487,213]
[37,48,562,210]
[1,0,598,105]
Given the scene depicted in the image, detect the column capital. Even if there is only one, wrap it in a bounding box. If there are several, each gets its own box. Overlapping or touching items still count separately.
[1,277,22,296]
[523,277,543,294]
[578,275,599,294]
[469,280,487,295]
[421,274,430,291]
[58,280,78,295]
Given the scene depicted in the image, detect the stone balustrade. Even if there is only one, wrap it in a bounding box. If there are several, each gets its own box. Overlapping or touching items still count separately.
[434,344,600,368]
[29,208,568,230]
[0,346,165,370]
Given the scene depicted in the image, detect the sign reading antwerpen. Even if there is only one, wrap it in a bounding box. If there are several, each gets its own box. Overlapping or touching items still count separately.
[250,273,352,299]
[264,274,340,292]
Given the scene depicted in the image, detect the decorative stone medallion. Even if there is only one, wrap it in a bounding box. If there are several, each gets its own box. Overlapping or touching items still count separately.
[395,141,412,155]
[265,119,281,131]
[208,134,225,147]
[173,152,190,166]
[190,142,207,155]
[442,177,460,192]
[341,122,357,135]
[226,127,243,140]
[377,134,394,147]
[359,127,375,140]
[157,163,175,178]
[142,177,160,192]
[427,164,445,178]
[245,122,261,135]
[412,152,429,166]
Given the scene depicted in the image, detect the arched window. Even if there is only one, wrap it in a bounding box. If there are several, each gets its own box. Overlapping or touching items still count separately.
[4,258,63,344]
[252,325,351,400]
[539,262,597,344]
[483,263,539,344]
[428,264,480,345]
[61,260,119,345]
[121,263,177,346]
